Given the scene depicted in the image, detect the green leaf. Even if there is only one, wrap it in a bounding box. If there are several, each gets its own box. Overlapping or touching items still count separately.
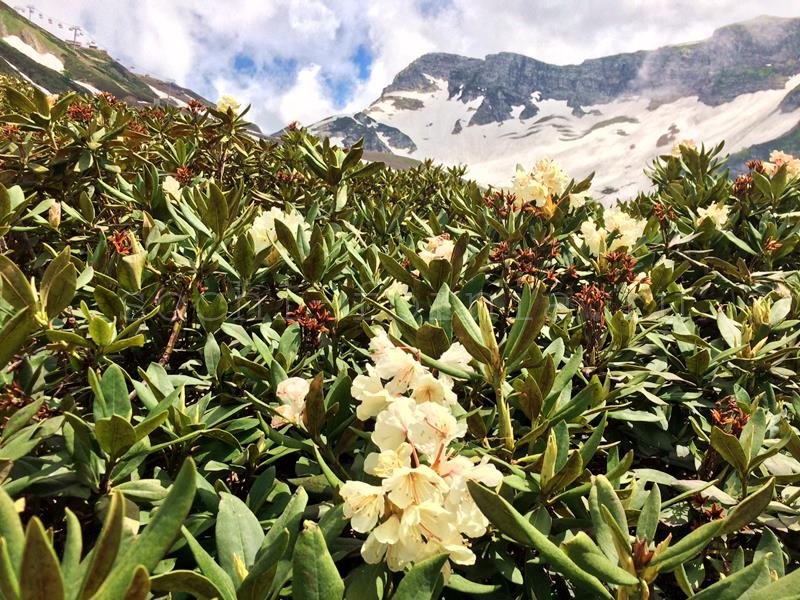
[636,484,661,543]
[291,521,344,600]
[101,364,132,420]
[95,416,137,458]
[20,518,64,600]
[723,478,774,535]
[237,528,289,600]
[149,571,222,599]
[392,553,448,600]
[120,566,150,600]
[561,532,639,586]
[0,307,35,370]
[78,491,124,598]
[92,459,197,598]
[205,181,229,238]
[650,519,726,573]
[303,373,325,439]
[0,538,20,600]
[468,481,612,598]
[0,255,35,310]
[710,426,748,477]
[181,527,237,600]
[688,557,770,599]
[216,492,265,586]
[0,486,24,563]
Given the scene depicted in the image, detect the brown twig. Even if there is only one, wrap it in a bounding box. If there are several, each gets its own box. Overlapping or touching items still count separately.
[159,283,191,367]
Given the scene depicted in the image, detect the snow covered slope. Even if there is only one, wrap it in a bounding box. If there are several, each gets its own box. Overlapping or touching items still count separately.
[308,16,800,199]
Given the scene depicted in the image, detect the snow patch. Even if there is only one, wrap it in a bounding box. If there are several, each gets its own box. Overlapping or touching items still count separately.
[76,81,101,94]
[2,36,63,72]
[2,59,49,93]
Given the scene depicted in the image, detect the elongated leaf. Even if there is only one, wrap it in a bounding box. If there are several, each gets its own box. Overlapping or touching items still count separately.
[689,557,770,600]
[561,532,639,586]
[636,484,661,543]
[79,491,124,598]
[292,521,344,600]
[710,427,748,476]
[0,487,24,567]
[181,527,237,600]
[0,307,35,370]
[216,492,265,586]
[650,519,725,573]
[723,478,774,535]
[149,571,221,599]
[0,255,35,309]
[92,459,197,598]
[468,481,612,598]
[392,553,448,600]
[21,518,64,600]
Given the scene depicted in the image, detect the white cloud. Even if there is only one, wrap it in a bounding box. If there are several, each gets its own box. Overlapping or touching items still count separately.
[21,0,800,132]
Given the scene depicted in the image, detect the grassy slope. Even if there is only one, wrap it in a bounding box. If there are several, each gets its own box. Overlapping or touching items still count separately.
[0,2,208,103]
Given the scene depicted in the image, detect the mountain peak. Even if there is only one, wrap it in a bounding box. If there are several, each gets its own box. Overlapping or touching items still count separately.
[310,14,800,199]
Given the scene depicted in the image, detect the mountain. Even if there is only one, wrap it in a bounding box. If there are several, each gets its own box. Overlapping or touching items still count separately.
[307,15,800,198]
[0,2,207,106]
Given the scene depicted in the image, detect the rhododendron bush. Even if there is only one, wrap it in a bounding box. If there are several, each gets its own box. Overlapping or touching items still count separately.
[3,77,800,599]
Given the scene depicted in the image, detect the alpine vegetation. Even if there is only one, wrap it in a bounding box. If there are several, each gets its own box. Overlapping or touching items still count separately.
[3,78,800,600]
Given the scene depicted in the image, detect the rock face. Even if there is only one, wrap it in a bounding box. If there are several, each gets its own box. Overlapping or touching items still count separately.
[307,15,800,199]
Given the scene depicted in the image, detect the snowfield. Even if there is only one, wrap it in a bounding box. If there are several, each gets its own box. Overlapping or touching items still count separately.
[318,73,800,201]
[2,35,63,72]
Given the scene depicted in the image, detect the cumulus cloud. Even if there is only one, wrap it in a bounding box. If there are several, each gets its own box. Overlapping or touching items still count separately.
[23,0,800,131]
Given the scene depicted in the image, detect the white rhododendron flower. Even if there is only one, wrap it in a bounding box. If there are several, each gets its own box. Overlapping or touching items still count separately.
[271,377,310,428]
[216,94,241,113]
[671,138,697,156]
[251,207,311,254]
[696,202,730,227]
[764,150,800,179]
[417,234,455,264]
[340,481,386,533]
[162,175,181,200]
[383,280,411,301]
[578,207,646,256]
[341,330,502,572]
[511,157,574,213]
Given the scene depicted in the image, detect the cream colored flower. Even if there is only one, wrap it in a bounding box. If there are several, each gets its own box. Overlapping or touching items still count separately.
[373,346,426,396]
[162,175,181,200]
[579,220,606,256]
[216,94,241,113]
[340,481,386,533]
[364,443,413,478]
[511,158,570,212]
[437,342,474,374]
[352,366,395,421]
[766,150,800,179]
[251,207,311,254]
[410,373,457,406]
[696,202,729,228]
[407,402,466,458]
[418,234,455,264]
[271,377,309,428]
[383,280,411,301]
[372,398,417,451]
[671,139,696,156]
[383,464,448,509]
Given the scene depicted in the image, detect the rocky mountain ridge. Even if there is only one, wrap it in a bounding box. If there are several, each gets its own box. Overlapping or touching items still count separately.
[308,15,800,197]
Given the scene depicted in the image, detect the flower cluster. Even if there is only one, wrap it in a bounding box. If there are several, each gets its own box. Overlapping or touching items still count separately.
[579,206,647,256]
[251,206,311,255]
[417,233,455,264]
[512,157,584,214]
[696,201,730,227]
[670,139,697,157]
[216,95,241,114]
[271,377,310,428]
[764,150,800,179]
[341,331,502,572]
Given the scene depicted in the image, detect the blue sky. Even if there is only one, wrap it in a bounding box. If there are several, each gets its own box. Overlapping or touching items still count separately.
[23,0,800,131]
